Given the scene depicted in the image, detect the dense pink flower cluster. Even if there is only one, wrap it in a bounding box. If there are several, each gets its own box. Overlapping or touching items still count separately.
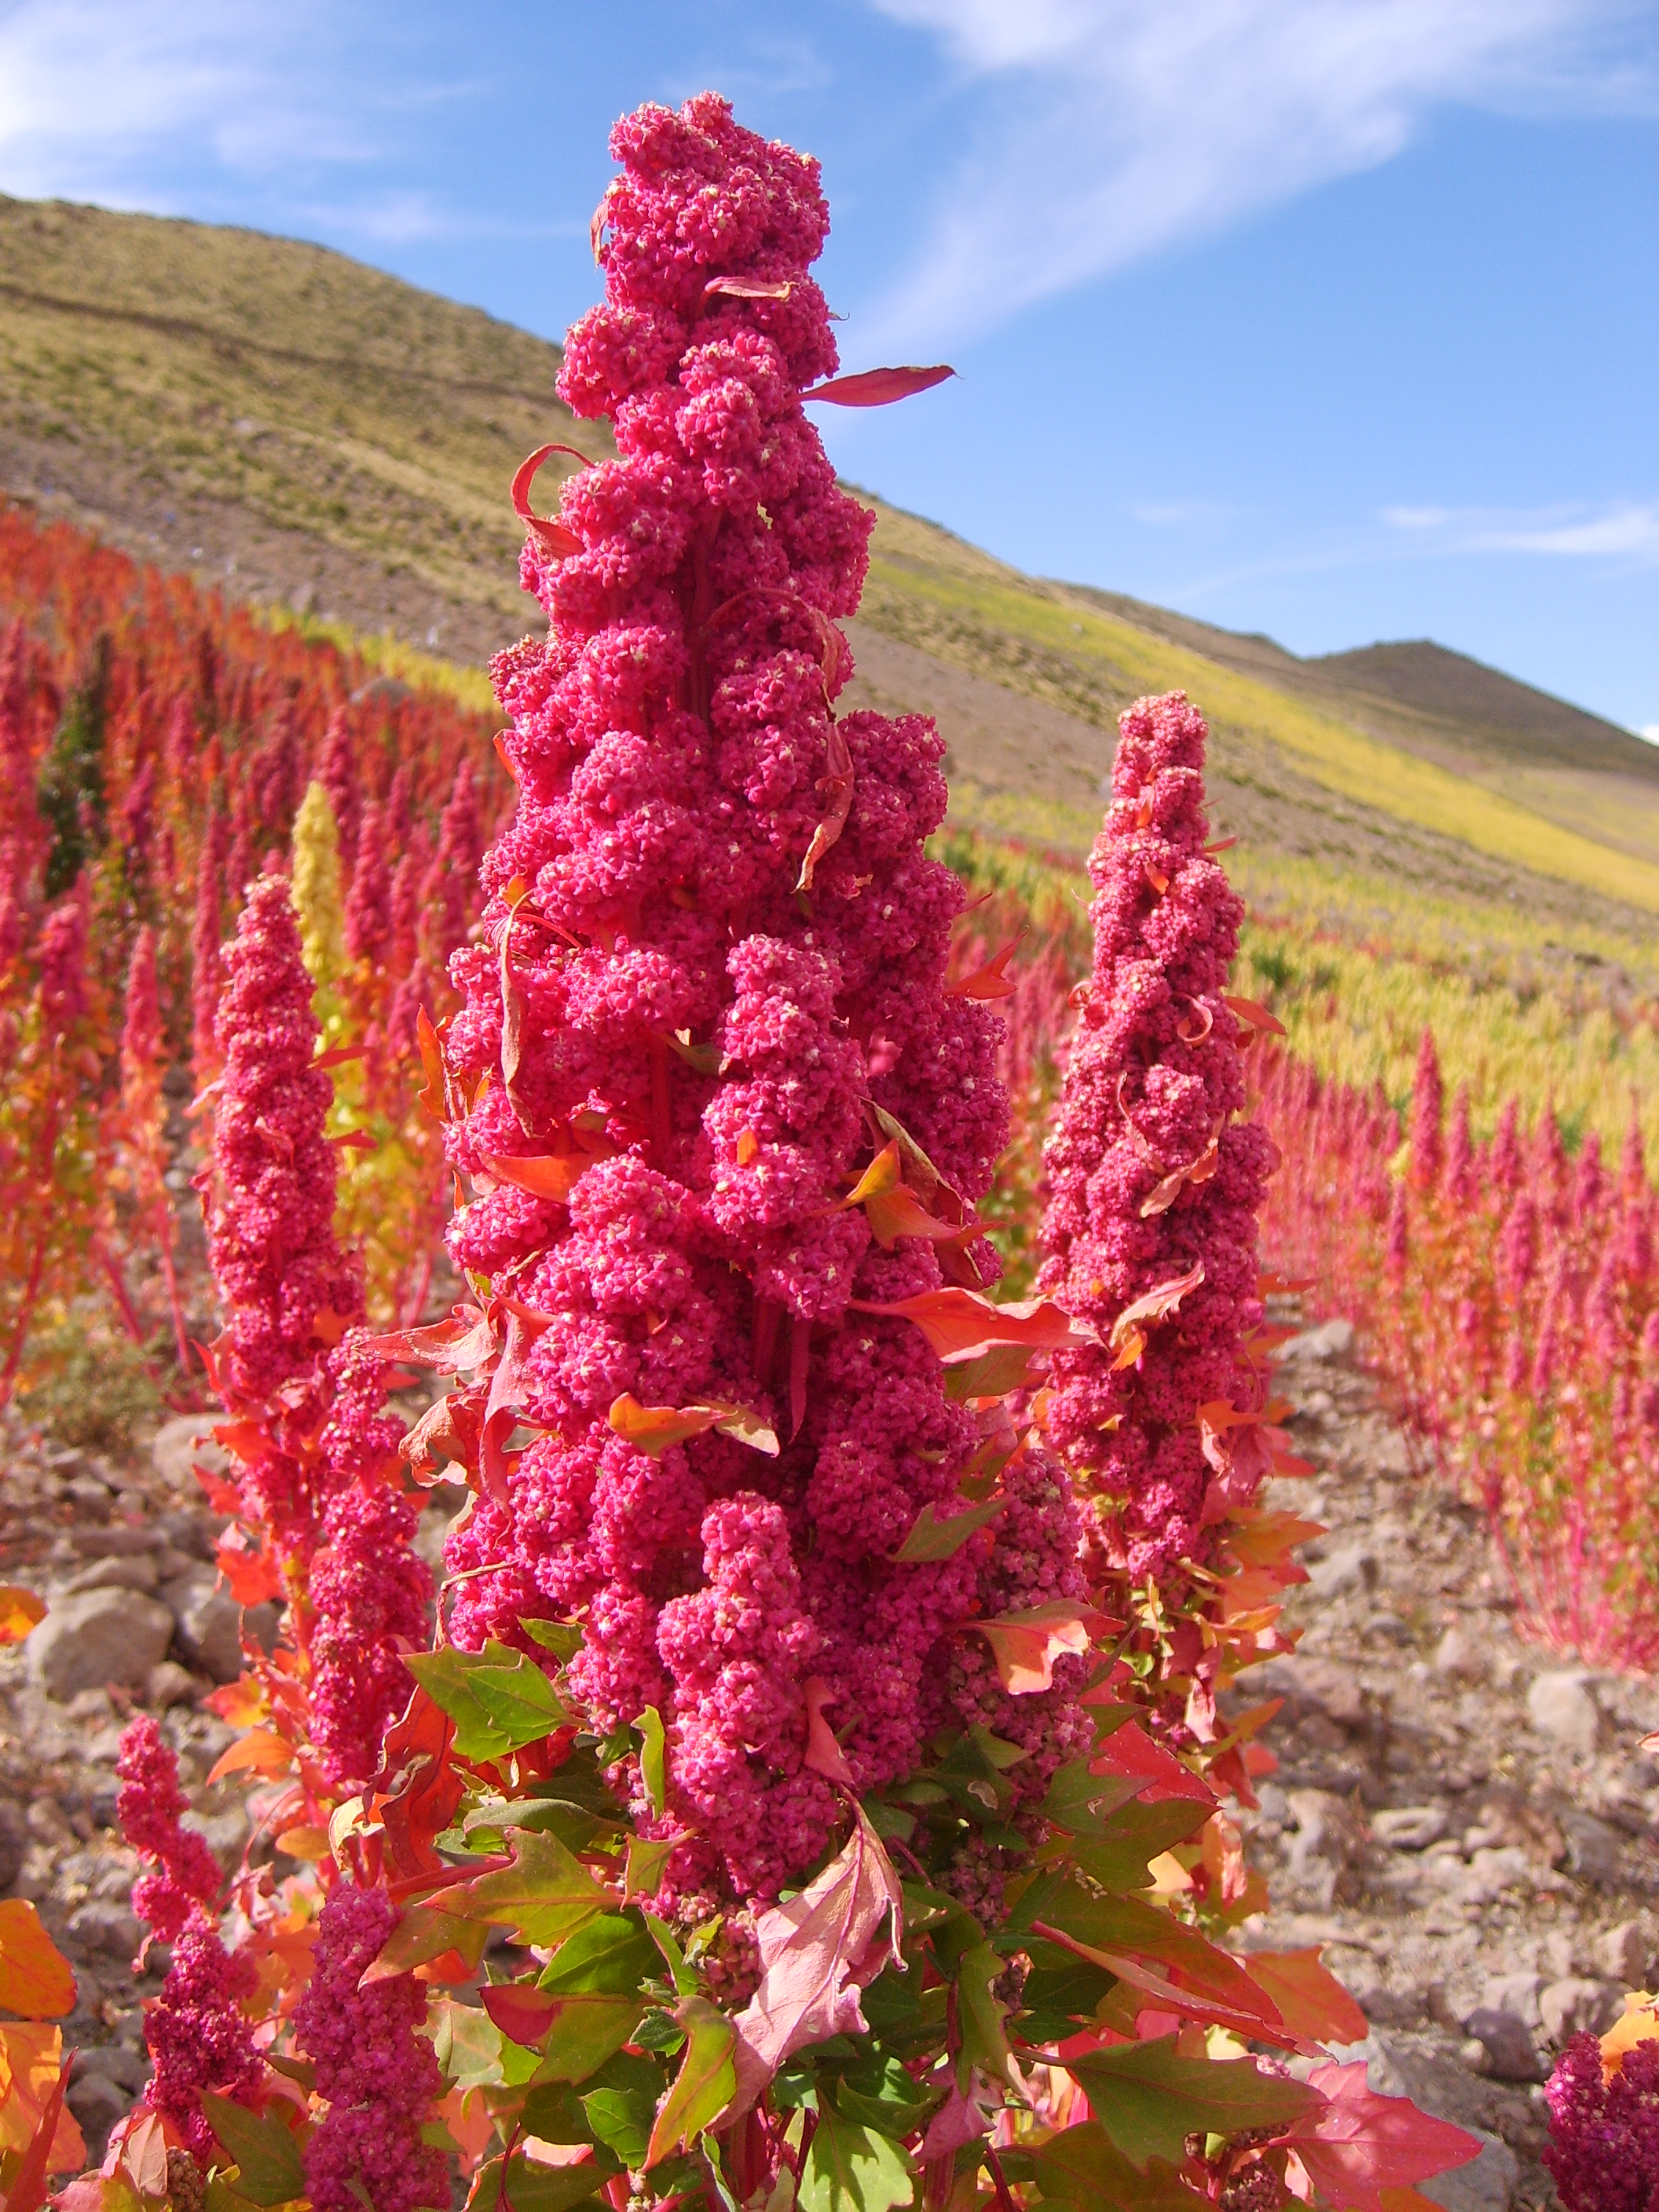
[115,1718,261,2157]
[1544,2034,1659,2210]
[295,1883,447,2212]
[203,873,430,1783]
[207,871,362,1414]
[1038,691,1276,1580]
[440,93,1024,1903]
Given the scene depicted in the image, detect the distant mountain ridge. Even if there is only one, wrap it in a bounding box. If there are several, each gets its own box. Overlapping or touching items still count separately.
[2,188,1654,928]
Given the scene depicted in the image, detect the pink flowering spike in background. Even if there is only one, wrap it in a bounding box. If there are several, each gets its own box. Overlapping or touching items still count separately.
[437,91,1057,1908]
[207,870,362,1415]
[1038,690,1276,1591]
[115,1719,261,2159]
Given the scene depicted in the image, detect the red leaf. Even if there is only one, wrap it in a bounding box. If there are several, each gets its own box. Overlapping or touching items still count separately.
[215,1529,284,1606]
[482,1152,591,1203]
[802,365,956,406]
[1240,1950,1368,2046]
[1108,1262,1205,1368]
[848,1286,1090,1363]
[968,1602,1116,1694]
[1224,994,1287,1039]
[1090,1718,1215,1807]
[727,1804,903,2115]
[479,1981,560,2048]
[511,445,584,557]
[947,934,1024,1001]
[797,720,855,892]
[802,1676,855,1785]
[0,1903,75,2017]
[1284,2064,1479,2212]
[3,2048,71,2210]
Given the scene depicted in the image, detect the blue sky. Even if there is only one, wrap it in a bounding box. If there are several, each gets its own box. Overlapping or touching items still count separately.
[1,1,1655,736]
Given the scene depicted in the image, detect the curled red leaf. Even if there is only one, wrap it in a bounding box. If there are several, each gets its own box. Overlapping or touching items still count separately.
[801,365,956,406]
[510,445,584,558]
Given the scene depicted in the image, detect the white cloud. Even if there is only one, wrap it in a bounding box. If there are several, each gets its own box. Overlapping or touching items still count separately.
[859,0,1657,346]
[1639,724,1659,745]
[1384,500,1659,562]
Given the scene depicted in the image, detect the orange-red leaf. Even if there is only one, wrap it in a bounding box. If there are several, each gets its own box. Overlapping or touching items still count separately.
[969,1602,1117,1694]
[797,720,854,892]
[1109,1263,1205,1359]
[511,445,584,557]
[849,1287,1090,1364]
[802,365,955,406]
[1224,994,1287,1039]
[1285,2062,1478,2212]
[1240,1949,1368,2045]
[0,1902,75,2017]
[802,1677,855,1785]
[607,1395,778,1459]
[0,1587,45,1646]
[705,275,793,302]
[482,1152,591,1202]
[947,935,1024,1001]
[206,1727,294,1786]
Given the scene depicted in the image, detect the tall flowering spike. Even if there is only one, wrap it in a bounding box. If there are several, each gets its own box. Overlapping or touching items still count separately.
[1489,1097,1523,1192]
[421,759,479,962]
[116,1718,261,2156]
[1408,1027,1443,1192]
[292,781,346,984]
[1038,691,1275,1581]
[317,706,361,870]
[344,800,391,966]
[1621,1103,1648,1203]
[1444,1082,1475,1212]
[207,871,361,1408]
[440,93,1019,1903]
[295,1884,446,2212]
[191,808,227,1086]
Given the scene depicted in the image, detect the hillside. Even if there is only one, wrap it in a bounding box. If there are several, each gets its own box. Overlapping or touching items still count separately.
[3,189,1656,969]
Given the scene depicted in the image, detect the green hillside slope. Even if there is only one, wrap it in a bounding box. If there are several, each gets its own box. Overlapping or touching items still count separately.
[2,189,1653,968]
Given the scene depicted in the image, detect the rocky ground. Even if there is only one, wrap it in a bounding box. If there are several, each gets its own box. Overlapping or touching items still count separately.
[5,1324,1656,2207]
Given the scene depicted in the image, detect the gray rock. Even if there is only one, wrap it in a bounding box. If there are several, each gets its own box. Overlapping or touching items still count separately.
[1434,1626,1483,1679]
[62,1554,159,1595]
[1420,2129,1520,2211]
[146,1659,198,1709]
[1562,1809,1622,1886]
[1282,1318,1355,1363]
[73,1527,157,1558]
[1596,1921,1651,1986]
[1461,2007,1540,2082]
[64,2069,128,2148]
[27,1588,175,1699]
[1481,1973,1544,2028]
[0,1798,24,1892]
[1257,1654,1367,1729]
[154,1508,217,1560]
[75,2045,150,2093]
[1308,1542,1377,1599]
[162,1567,243,1683]
[1463,1846,1536,1905]
[152,1412,229,1490]
[64,1478,112,1514]
[1373,1805,1448,1850]
[1527,1670,1601,1756]
[1540,1976,1624,2042]
[66,1899,143,1957]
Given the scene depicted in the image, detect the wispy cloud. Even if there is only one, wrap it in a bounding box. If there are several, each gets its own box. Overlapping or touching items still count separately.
[859,0,1657,347]
[1385,500,1659,561]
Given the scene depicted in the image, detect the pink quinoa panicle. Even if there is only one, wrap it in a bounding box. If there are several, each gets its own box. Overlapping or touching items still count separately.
[438,92,1060,1905]
[1544,2033,1659,2212]
[115,1717,262,2156]
[207,870,362,1415]
[1038,690,1278,1588]
[295,1883,446,2212]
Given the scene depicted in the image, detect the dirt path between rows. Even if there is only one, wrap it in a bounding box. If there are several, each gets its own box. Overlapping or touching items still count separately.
[5,1328,1654,2207]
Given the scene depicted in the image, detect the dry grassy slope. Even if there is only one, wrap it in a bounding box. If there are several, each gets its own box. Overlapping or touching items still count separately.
[2,190,1654,936]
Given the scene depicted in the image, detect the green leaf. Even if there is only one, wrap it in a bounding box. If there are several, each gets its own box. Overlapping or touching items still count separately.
[625,1836,676,1898]
[1015,1946,1119,2042]
[1069,1799,1213,1895]
[831,2060,943,2144]
[890,1495,1009,1563]
[467,2154,612,2212]
[430,1998,540,2090]
[405,1641,569,1761]
[632,1705,667,1816]
[1037,1760,1151,1837]
[361,1902,489,1984]
[429,1826,606,1946]
[799,2100,914,2212]
[954,1944,1014,2089]
[643,1910,698,1996]
[522,1619,584,1661]
[580,2052,665,2166]
[530,1994,647,2084]
[644,1996,737,2167]
[517,2079,590,2144]
[538,1914,655,1996]
[464,1793,624,1855]
[943,1343,1036,1401]
[1066,2038,1325,2174]
[1026,2121,1207,2211]
[199,2095,305,2209]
